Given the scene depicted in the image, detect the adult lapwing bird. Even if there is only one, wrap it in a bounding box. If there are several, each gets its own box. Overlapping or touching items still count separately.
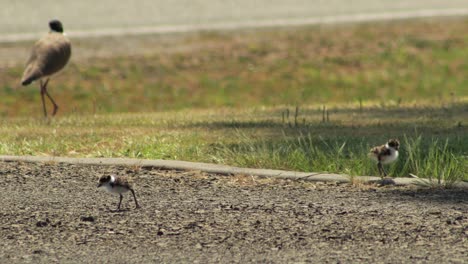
[21,19,71,117]
[369,139,400,177]
[97,175,141,211]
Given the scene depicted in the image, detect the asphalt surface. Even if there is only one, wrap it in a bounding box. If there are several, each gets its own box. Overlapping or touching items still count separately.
[1,161,467,263]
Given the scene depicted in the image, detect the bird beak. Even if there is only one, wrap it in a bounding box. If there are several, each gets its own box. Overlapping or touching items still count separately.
[97,183,102,188]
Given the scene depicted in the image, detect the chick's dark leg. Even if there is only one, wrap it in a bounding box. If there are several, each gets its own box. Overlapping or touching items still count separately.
[378,162,387,177]
[117,194,123,211]
[130,189,140,208]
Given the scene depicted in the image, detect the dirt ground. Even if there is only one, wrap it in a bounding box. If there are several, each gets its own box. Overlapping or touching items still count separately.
[0,161,466,263]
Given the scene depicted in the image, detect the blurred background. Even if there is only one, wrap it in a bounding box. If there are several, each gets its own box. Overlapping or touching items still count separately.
[1,0,467,114]
[1,0,467,36]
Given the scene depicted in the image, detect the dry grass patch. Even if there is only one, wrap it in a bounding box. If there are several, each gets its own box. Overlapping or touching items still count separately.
[1,18,467,115]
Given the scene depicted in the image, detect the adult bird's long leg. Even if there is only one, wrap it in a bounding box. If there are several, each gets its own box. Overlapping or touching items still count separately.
[40,80,48,117]
[130,189,140,208]
[42,78,59,116]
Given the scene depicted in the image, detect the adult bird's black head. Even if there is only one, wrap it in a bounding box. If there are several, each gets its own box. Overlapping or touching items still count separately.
[49,20,64,33]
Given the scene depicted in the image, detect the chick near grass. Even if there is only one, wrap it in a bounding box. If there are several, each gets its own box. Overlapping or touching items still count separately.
[369,139,400,177]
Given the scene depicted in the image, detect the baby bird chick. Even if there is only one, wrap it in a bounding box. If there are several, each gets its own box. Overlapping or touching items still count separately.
[369,139,400,177]
[97,175,140,211]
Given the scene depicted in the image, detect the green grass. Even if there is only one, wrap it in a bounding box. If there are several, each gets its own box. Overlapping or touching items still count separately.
[0,103,466,182]
[403,136,466,187]
[0,18,467,183]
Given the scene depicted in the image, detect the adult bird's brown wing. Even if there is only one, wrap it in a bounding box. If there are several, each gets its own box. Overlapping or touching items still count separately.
[21,33,71,86]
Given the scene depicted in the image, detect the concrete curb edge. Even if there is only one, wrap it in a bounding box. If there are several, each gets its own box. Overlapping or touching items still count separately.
[1,155,467,188]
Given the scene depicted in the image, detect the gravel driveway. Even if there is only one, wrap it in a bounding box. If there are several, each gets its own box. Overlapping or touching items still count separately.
[0,161,466,263]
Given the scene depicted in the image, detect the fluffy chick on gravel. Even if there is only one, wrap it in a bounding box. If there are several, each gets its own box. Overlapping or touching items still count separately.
[97,175,140,211]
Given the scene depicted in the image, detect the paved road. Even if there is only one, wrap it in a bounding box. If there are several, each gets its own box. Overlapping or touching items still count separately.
[1,161,467,263]
[1,0,467,41]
